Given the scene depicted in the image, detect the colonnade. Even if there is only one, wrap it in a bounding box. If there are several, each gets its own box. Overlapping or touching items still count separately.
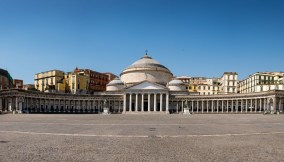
[1,90,284,114]
[170,97,284,113]
[123,93,169,113]
[0,97,123,114]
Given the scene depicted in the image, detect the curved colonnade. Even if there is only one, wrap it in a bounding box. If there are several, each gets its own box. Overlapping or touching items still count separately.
[1,89,284,114]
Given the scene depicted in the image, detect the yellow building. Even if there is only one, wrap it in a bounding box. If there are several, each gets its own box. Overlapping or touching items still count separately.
[34,70,66,93]
[34,67,114,94]
[65,71,89,94]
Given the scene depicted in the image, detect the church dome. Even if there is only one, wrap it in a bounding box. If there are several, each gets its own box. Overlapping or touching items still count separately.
[106,78,124,91]
[107,77,124,86]
[120,53,173,86]
[168,79,184,86]
[167,78,187,91]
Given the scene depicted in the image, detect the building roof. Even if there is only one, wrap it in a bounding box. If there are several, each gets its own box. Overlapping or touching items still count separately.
[168,78,184,86]
[177,76,191,79]
[0,68,13,85]
[120,53,173,86]
[223,72,238,75]
[123,54,172,74]
[107,77,124,86]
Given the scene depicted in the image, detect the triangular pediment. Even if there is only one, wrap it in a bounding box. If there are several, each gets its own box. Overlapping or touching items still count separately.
[127,81,167,90]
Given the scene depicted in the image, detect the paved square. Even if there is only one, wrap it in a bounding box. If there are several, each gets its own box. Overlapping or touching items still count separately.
[0,114,284,162]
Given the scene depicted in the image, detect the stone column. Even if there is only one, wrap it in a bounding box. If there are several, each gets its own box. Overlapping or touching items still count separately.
[231,100,233,113]
[222,100,224,113]
[197,101,199,113]
[264,98,267,111]
[141,94,144,112]
[241,100,243,113]
[154,93,157,112]
[182,100,184,113]
[160,93,163,112]
[250,99,253,112]
[260,98,262,112]
[123,94,126,113]
[246,99,248,112]
[273,97,277,113]
[255,99,258,113]
[166,94,169,114]
[227,100,229,113]
[135,93,138,112]
[202,100,204,113]
[15,97,18,112]
[129,93,132,112]
[211,100,214,113]
[236,100,239,112]
[148,94,151,112]
[19,98,23,113]
[217,100,219,113]
[189,101,192,112]
[0,97,3,111]
[176,101,179,113]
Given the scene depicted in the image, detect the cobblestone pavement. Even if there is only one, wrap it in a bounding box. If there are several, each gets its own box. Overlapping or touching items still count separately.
[0,114,284,162]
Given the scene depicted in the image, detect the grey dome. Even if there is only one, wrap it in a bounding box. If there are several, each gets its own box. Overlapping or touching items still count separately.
[107,78,124,86]
[125,54,171,72]
[120,53,173,86]
[168,79,184,86]
[121,54,172,76]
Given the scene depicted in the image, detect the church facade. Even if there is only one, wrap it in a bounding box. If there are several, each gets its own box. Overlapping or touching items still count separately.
[1,54,284,114]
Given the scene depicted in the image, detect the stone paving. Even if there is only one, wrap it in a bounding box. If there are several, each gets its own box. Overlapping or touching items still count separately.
[0,114,284,162]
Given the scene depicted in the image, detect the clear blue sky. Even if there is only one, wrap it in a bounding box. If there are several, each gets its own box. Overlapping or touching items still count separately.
[1,0,284,84]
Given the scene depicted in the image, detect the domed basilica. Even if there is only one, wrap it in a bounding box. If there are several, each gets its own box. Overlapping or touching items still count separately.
[107,53,186,92]
[106,52,188,113]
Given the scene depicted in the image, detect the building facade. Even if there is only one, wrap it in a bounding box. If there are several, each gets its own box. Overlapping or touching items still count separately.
[104,72,118,83]
[1,54,283,114]
[34,70,66,93]
[177,72,238,95]
[35,68,117,94]
[239,72,284,93]
[13,79,24,89]
[65,71,89,94]
[220,72,238,94]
